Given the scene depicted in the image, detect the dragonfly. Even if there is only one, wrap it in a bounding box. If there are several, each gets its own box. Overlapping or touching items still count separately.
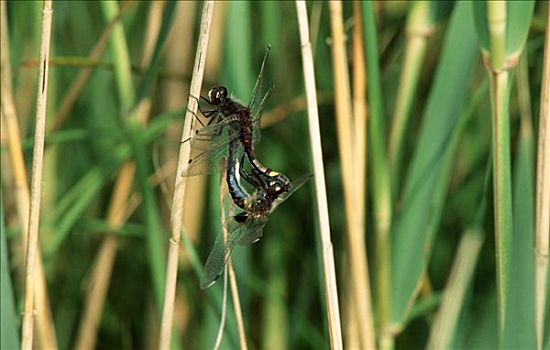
[199,155,311,289]
[182,45,291,192]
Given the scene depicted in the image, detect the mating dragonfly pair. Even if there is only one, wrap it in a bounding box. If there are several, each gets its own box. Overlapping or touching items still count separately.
[182,46,310,289]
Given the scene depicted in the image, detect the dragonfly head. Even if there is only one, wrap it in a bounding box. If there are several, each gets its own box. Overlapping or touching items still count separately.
[208,86,228,105]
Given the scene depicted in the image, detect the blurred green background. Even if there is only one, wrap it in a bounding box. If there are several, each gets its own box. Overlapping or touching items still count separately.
[1,1,548,349]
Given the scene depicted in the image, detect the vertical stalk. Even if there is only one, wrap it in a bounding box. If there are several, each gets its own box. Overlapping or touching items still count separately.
[361,1,393,341]
[490,69,512,334]
[1,3,57,348]
[352,2,376,349]
[329,1,374,348]
[388,1,431,188]
[295,1,343,348]
[535,7,550,350]
[426,229,485,349]
[486,0,512,335]
[21,1,53,349]
[159,2,214,348]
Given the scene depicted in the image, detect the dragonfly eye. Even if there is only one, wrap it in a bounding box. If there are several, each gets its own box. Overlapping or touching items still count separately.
[208,86,227,105]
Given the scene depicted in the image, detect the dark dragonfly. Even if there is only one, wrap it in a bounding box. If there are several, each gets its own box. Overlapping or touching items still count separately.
[182,46,291,192]
[199,153,311,289]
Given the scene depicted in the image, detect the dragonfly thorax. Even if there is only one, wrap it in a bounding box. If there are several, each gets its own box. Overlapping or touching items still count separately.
[244,190,272,215]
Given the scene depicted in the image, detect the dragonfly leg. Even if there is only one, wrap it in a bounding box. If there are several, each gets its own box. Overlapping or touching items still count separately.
[239,154,267,189]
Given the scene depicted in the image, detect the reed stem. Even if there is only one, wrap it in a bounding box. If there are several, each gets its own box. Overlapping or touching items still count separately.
[21,1,53,348]
[295,1,343,348]
[158,2,214,348]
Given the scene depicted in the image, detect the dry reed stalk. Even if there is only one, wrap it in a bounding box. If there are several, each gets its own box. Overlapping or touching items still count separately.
[158,2,214,348]
[351,3,375,348]
[228,262,247,350]
[159,2,203,252]
[213,171,230,350]
[1,4,58,348]
[535,8,550,350]
[227,235,247,349]
[74,3,165,348]
[295,1,343,348]
[20,1,53,349]
[213,269,229,350]
[328,2,374,348]
[215,172,248,349]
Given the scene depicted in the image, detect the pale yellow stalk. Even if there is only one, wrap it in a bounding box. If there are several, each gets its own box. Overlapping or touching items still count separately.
[535,7,550,350]
[158,2,214,348]
[295,1,343,348]
[21,1,53,349]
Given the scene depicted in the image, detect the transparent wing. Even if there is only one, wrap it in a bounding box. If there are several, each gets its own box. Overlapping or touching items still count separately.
[248,47,274,147]
[271,173,313,212]
[234,216,269,245]
[250,86,273,147]
[200,215,268,289]
[182,119,240,177]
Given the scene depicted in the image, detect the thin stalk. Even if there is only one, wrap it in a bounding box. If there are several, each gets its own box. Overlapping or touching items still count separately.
[100,0,135,111]
[20,1,53,349]
[219,174,248,350]
[295,1,343,348]
[213,268,229,350]
[490,69,513,334]
[426,229,484,349]
[228,259,247,349]
[329,2,374,348]
[158,2,214,348]
[388,1,432,188]
[487,1,512,335]
[351,3,375,347]
[487,1,507,71]
[0,4,57,348]
[361,1,393,340]
[535,7,550,350]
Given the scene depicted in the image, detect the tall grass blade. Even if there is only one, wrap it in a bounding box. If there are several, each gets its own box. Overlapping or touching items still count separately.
[391,1,478,326]
[361,1,393,334]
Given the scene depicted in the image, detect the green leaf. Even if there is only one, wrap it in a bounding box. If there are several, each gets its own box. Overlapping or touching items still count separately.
[0,201,19,350]
[391,1,479,325]
[503,60,536,348]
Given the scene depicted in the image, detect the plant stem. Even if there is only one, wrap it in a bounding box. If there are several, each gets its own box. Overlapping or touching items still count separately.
[295,1,343,349]
[535,7,550,350]
[489,70,512,334]
[21,1,53,349]
[158,2,214,348]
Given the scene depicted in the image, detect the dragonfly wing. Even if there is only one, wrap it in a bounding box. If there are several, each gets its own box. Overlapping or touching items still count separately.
[248,48,274,148]
[200,217,246,289]
[234,216,269,246]
[200,215,265,289]
[271,173,313,212]
[248,46,270,116]
[200,229,235,289]
[182,121,240,177]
